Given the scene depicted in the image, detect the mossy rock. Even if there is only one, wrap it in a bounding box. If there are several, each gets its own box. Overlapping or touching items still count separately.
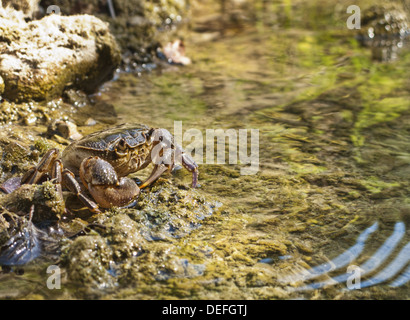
[0,13,121,102]
[63,234,116,289]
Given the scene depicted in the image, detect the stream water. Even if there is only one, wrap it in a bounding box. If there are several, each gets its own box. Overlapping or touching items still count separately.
[0,0,409,299]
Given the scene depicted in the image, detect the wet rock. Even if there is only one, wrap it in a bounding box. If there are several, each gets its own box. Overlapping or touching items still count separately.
[39,0,188,23]
[0,205,59,266]
[39,0,191,70]
[59,181,222,289]
[46,119,83,141]
[0,209,13,245]
[361,4,409,38]
[62,89,91,108]
[130,180,219,240]
[0,98,74,125]
[0,12,121,102]
[39,0,115,17]
[0,132,38,174]
[84,118,96,126]
[63,234,116,289]
[0,181,65,222]
[156,258,206,280]
[105,214,146,261]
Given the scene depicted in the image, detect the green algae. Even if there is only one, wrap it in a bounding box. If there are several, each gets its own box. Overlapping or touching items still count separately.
[53,180,222,294]
[63,234,116,290]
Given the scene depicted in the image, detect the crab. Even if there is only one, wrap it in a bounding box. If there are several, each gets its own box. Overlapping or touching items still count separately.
[21,123,199,214]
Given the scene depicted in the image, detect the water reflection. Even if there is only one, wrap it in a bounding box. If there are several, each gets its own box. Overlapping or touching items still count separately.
[358,3,409,62]
[358,33,408,62]
[94,2,410,299]
[279,222,409,291]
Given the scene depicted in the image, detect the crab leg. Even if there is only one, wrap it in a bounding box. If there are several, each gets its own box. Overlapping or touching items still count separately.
[0,176,22,194]
[62,169,101,214]
[181,153,199,188]
[51,159,64,205]
[140,153,199,189]
[21,148,60,184]
[20,148,101,213]
[20,148,65,207]
[139,164,169,189]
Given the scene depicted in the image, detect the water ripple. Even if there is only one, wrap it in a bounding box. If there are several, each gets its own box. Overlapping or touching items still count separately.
[279,222,378,284]
[279,222,409,291]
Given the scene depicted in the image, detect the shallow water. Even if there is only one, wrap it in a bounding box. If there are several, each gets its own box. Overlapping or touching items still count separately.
[1,0,410,299]
[85,1,410,299]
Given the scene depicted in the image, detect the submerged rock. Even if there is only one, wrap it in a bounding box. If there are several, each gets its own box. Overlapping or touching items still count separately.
[358,4,409,62]
[0,205,58,266]
[361,4,409,38]
[0,12,121,102]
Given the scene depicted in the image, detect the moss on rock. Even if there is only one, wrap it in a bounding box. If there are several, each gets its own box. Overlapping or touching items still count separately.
[63,234,116,290]
[0,13,121,102]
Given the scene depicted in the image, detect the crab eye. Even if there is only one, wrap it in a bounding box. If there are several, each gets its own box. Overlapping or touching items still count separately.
[116,138,127,152]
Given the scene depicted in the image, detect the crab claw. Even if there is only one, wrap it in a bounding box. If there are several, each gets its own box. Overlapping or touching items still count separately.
[140,144,199,189]
[139,164,169,189]
[79,157,140,209]
[140,128,199,189]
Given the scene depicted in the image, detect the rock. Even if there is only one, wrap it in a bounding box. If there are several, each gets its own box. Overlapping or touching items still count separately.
[46,119,83,141]
[0,13,121,102]
[1,0,40,18]
[361,3,409,38]
[358,4,409,61]
[64,235,116,289]
[0,75,4,96]
[39,0,191,70]
[39,0,188,21]
[84,118,96,126]
[0,182,65,222]
[38,0,112,16]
